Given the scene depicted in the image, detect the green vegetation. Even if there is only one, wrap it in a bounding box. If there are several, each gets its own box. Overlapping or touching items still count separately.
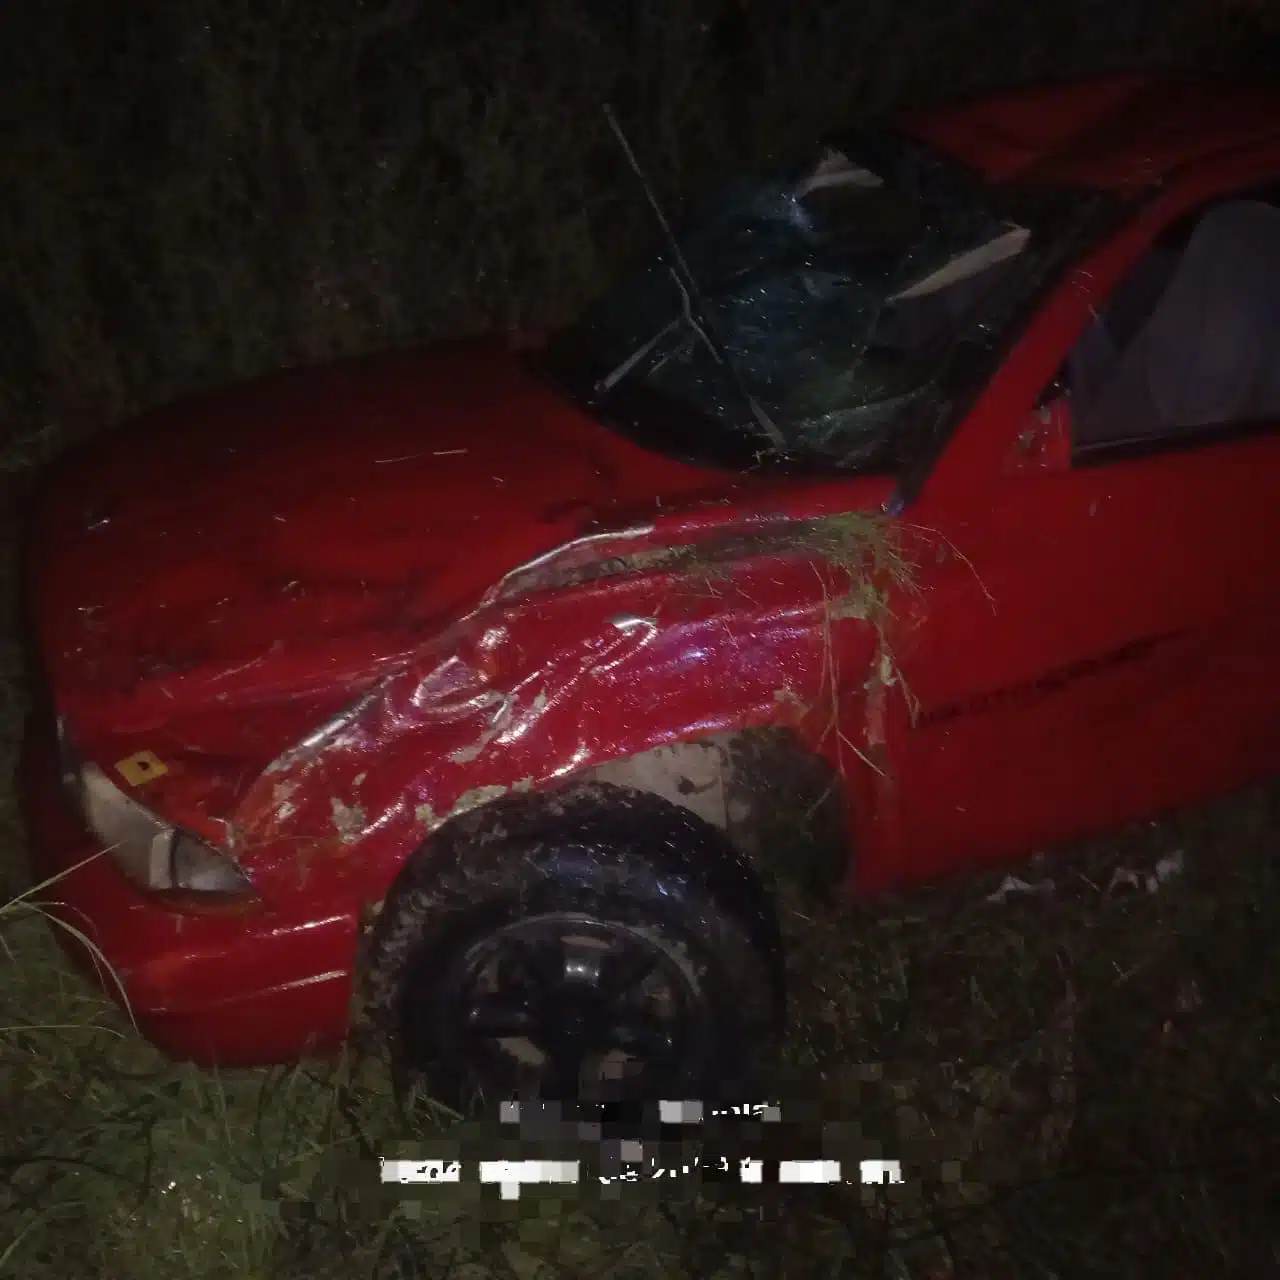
[1,3,1278,1276]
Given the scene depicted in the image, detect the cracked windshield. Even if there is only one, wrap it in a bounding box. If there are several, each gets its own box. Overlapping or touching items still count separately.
[542,131,1080,475]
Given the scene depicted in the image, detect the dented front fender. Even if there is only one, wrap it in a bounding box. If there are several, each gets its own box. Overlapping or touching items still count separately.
[233,517,901,907]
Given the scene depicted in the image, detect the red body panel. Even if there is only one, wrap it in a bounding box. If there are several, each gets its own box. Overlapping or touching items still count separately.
[21,78,1280,1066]
[903,73,1280,190]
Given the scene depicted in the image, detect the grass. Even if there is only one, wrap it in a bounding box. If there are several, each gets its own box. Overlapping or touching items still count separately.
[2,2,1280,1276]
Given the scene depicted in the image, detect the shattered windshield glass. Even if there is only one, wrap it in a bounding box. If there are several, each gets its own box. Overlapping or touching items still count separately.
[538,129,1106,476]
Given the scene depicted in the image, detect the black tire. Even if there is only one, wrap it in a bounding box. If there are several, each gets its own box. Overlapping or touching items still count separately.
[366,783,784,1113]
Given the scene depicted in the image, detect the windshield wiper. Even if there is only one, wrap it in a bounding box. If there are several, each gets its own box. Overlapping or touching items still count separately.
[603,105,787,453]
[594,314,683,397]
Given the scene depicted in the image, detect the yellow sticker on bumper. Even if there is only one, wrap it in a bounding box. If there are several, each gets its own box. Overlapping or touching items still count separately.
[115,750,168,786]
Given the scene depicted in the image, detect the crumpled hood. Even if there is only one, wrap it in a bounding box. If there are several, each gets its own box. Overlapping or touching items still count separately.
[29,339,733,735]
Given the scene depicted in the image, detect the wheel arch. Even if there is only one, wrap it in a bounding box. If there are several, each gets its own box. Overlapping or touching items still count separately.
[575,727,854,900]
[377,725,853,922]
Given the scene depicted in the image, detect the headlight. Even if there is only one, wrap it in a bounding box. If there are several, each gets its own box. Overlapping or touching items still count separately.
[77,762,256,898]
[169,830,254,894]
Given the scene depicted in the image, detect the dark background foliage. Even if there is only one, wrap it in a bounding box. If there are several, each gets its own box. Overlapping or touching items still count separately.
[0,0,1275,450]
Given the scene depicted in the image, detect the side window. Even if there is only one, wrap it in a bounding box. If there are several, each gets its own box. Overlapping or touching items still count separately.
[1064,189,1280,450]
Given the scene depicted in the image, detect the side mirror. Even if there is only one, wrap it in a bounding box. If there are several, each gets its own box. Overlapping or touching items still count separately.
[1002,395,1072,476]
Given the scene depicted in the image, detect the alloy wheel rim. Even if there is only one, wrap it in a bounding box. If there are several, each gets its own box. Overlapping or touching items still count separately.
[439,913,704,1099]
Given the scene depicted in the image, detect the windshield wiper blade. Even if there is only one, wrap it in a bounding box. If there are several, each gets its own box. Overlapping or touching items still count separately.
[593,314,683,397]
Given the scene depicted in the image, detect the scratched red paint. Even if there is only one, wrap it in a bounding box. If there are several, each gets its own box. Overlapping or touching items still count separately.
[20,73,1280,1067]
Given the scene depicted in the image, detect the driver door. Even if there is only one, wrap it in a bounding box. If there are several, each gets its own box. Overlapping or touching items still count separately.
[882,178,1280,886]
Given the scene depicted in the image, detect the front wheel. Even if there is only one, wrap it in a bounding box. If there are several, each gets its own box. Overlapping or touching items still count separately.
[367,786,784,1111]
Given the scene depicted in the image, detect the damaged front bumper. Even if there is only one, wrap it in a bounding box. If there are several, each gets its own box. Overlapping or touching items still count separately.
[19,708,358,1066]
